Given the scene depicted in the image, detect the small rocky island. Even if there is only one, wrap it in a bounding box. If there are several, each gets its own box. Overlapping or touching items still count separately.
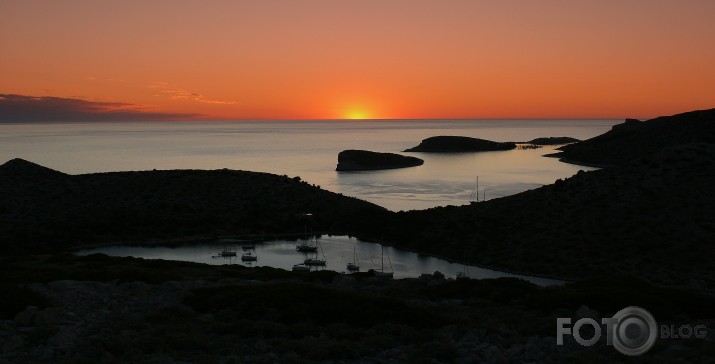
[336,150,424,171]
[526,136,580,145]
[403,136,516,152]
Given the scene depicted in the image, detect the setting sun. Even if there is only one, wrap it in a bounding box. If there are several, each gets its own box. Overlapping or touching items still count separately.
[345,110,371,120]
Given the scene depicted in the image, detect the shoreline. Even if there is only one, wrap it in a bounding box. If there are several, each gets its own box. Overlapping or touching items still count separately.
[66,232,572,285]
[542,152,610,168]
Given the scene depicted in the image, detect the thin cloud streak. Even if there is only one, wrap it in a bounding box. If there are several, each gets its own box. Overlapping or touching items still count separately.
[149,82,238,105]
[0,94,202,122]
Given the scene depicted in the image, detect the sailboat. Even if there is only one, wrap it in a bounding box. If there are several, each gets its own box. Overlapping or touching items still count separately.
[469,176,480,204]
[292,264,311,272]
[218,246,237,257]
[241,251,258,261]
[457,249,470,280]
[346,238,360,271]
[304,257,326,266]
[296,225,318,252]
[296,237,318,252]
[304,237,326,266]
[374,245,394,278]
[456,263,470,280]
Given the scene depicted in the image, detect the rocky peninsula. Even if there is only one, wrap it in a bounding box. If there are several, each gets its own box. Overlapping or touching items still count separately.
[385,143,715,290]
[526,137,580,145]
[551,108,715,166]
[335,150,424,171]
[403,136,516,153]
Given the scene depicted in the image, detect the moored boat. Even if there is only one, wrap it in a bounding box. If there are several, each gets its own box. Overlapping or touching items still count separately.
[292,264,311,272]
[304,257,326,266]
[303,236,326,266]
[374,245,393,278]
[219,246,237,257]
[346,238,360,271]
[296,241,318,252]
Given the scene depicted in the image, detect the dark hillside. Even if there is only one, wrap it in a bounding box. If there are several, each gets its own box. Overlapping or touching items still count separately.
[385,144,715,289]
[553,108,715,166]
[0,162,390,253]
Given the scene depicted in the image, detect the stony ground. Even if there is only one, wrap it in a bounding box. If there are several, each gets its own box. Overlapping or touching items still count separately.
[0,279,580,363]
[1,255,713,363]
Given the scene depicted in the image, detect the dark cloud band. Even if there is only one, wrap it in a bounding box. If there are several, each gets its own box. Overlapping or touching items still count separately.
[0,94,201,122]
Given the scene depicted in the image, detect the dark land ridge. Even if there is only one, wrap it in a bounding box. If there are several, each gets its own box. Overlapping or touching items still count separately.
[403,136,517,152]
[0,158,391,254]
[336,149,424,171]
[551,108,715,166]
[386,143,715,290]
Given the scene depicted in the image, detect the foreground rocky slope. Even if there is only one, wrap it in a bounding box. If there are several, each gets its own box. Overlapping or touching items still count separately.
[1,254,713,363]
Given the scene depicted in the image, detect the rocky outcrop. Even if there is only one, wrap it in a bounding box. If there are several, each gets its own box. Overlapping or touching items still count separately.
[611,118,643,132]
[0,158,66,180]
[403,136,516,153]
[336,150,424,171]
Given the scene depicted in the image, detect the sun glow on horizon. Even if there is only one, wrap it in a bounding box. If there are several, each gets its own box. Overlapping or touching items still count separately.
[344,109,372,120]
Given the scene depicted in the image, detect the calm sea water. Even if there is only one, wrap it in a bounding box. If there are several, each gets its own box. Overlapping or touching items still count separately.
[75,235,564,286]
[0,119,617,211]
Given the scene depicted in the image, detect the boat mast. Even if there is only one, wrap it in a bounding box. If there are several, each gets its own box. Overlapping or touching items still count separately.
[315,236,319,259]
[470,176,480,203]
[463,249,468,276]
[381,245,384,272]
[387,249,393,272]
[320,239,326,261]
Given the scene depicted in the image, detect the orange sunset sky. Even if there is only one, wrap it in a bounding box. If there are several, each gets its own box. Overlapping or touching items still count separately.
[1,0,714,120]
